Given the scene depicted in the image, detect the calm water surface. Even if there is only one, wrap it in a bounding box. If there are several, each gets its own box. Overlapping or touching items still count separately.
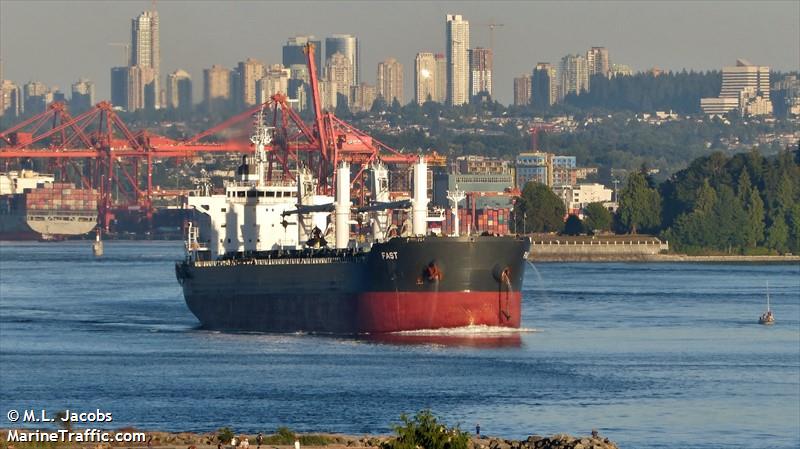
[1,241,798,449]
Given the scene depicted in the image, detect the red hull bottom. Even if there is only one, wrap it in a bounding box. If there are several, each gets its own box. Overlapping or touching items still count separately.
[357,291,521,333]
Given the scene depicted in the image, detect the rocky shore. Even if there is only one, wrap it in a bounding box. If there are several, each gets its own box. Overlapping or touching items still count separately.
[1,430,619,449]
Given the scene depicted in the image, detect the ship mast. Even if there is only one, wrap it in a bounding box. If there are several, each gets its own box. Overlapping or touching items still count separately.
[250,107,272,186]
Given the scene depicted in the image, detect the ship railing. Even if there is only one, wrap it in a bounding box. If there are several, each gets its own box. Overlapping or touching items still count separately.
[191,254,363,268]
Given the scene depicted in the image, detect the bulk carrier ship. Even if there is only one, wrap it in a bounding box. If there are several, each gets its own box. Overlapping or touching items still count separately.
[175,42,529,334]
[175,115,530,334]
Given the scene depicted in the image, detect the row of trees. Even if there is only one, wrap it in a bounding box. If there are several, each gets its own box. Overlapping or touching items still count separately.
[513,149,799,254]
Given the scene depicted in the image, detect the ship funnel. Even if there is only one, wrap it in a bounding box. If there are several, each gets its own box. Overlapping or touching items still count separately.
[412,156,428,236]
[335,162,351,249]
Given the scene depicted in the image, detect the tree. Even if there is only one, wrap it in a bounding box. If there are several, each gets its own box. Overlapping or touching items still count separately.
[563,214,585,235]
[514,182,566,233]
[617,172,661,234]
[766,212,789,253]
[583,202,613,233]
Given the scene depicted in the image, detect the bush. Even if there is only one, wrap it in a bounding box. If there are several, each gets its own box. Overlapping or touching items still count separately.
[218,427,235,444]
[381,410,470,449]
[261,427,331,446]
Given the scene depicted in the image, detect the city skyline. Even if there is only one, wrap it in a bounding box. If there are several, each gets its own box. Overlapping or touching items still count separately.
[0,1,798,106]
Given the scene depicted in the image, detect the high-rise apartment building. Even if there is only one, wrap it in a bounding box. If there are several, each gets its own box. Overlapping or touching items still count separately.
[130,9,160,108]
[586,47,609,77]
[469,47,493,98]
[325,34,359,85]
[110,66,154,112]
[256,64,291,104]
[532,63,558,107]
[23,81,49,115]
[558,54,589,100]
[0,80,21,118]
[166,69,192,111]
[324,52,354,103]
[203,65,231,111]
[282,35,322,77]
[513,75,531,106]
[701,59,772,116]
[446,14,470,106]
[435,53,447,103]
[70,78,95,112]
[237,58,265,107]
[350,83,377,112]
[377,58,403,104]
[415,52,438,104]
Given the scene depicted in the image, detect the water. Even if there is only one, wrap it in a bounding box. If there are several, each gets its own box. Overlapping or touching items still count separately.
[1,241,798,449]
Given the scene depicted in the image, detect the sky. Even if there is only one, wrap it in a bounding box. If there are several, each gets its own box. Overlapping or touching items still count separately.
[1,0,798,105]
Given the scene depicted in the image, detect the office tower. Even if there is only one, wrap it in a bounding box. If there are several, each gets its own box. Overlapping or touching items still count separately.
[109,66,152,112]
[701,59,772,116]
[558,54,589,100]
[130,9,160,108]
[288,64,309,110]
[324,52,353,103]
[350,83,376,112]
[513,75,531,106]
[257,64,291,104]
[434,53,447,103]
[237,58,265,107]
[166,69,192,111]
[110,67,129,109]
[446,14,470,106]
[283,35,322,77]
[377,58,403,104]
[23,81,49,115]
[415,52,438,104]
[0,80,21,117]
[469,47,493,98]
[586,47,609,77]
[203,65,231,111]
[70,78,95,112]
[532,63,558,107]
[325,34,359,85]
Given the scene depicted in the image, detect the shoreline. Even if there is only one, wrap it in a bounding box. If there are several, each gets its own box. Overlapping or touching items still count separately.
[531,254,800,263]
[1,429,619,449]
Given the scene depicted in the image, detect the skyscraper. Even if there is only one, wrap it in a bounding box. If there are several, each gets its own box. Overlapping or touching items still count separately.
[446,14,470,106]
[70,78,95,112]
[532,63,558,107]
[166,69,192,111]
[377,58,403,104]
[513,75,531,106]
[415,52,438,104]
[0,80,21,118]
[110,67,129,110]
[558,54,589,100]
[282,35,322,77]
[257,64,291,104]
[237,58,265,107]
[325,34,359,85]
[130,9,160,108]
[203,65,231,111]
[324,52,354,104]
[586,47,610,77]
[23,81,49,115]
[469,47,493,99]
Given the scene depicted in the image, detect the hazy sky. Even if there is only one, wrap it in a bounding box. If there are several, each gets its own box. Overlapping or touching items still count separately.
[1,1,798,105]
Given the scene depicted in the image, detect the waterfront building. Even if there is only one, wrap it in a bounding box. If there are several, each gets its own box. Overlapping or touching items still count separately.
[513,74,531,106]
[377,58,403,104]
[469,47,493,99]
[70,78,95,112]
[166,69,192,111]
[203,65,231,111]
[553,183,613,212]
[130,9,160,108]
[446,14,470,106]
[586,47,609,77]
[414,52,438,104]
[532,63,558,107]
[457,156,510,175]
[283,35,322,77]
[516,152,550,187]
[559,54,589,100]
[701,59,772,116]
[325,34,359,85]
[432,172,515,209]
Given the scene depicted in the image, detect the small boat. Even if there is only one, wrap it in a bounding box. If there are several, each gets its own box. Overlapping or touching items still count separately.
[758,282,775,325]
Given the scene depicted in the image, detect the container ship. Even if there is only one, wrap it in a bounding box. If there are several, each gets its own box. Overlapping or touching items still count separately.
[0,170,98,240]
[175,117,530,334]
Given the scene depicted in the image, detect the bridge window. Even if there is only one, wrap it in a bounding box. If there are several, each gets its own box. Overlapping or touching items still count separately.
[237,191,245,198]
